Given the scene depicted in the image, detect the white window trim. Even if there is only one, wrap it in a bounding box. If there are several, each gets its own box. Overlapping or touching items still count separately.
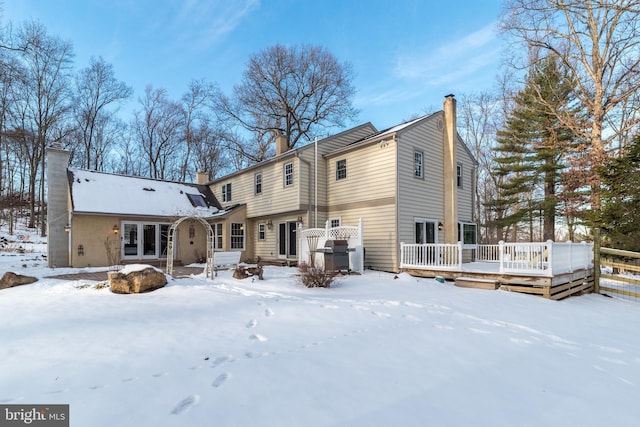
[214,223,223,250]
[230,222,245,250]
[222,183,232,202]
[457,163,463,188]
[336,159,347,181]
[255,172,262,195]
[284,162,293,187]
[458,221,477,248]
[329,217,341,228]
[258,223,266,241]
[414,150,424,179]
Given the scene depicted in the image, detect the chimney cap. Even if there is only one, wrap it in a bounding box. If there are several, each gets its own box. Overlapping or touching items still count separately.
[445,93,455,99]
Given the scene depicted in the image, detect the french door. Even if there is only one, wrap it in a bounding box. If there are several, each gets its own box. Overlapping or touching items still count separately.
[122,222,170,260]
[278,221,297,259]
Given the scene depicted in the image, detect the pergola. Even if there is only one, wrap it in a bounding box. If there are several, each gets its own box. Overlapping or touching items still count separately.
[165,216,214,278]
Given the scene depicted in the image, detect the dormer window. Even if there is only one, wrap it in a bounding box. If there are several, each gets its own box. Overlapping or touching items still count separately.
[187,193,207,207]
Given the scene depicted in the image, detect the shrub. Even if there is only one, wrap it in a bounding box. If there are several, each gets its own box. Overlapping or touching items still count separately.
[297,263,336,288]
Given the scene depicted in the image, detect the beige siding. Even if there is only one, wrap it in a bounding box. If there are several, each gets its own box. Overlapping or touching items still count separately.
[456,137,475,223]
[329,204,397,272]
[326,138,398,272]
[70,215,204,267]
[396,114,446,247]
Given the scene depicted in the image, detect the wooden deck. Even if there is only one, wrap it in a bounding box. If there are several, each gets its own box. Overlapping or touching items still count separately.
[404,263,594,300]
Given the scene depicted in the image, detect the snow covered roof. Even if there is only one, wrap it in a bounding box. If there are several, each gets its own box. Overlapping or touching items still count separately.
[68,169,223,218]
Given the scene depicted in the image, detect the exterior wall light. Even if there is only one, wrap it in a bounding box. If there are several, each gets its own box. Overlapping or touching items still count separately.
[112,224,119,234]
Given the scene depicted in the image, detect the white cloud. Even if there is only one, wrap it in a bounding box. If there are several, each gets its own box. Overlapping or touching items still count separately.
[169,0,261,51]
[393,21,500,84]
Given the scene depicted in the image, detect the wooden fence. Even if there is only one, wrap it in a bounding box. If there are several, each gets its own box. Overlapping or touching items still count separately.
[593,229,640,300]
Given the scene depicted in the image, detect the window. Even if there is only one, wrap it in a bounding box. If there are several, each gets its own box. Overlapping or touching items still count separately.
[214,223,223,249]
[255,172,262,194]
[222,183,232,202]
[457,163,463,188]
[187,193,207,207]
[284,162,293,186]
[231,222,245,250]
[458,222,477,246]
[330,218,341,228]
[258,223,266,241]
[415,151,423,178]
[336,159,347,180]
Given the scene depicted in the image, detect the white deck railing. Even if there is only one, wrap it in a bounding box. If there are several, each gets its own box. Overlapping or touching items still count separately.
[400,242,463,271]
[400,240,593,277]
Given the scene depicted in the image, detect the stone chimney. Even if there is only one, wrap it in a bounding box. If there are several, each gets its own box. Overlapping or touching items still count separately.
[275,129,288,156]
[443,94,458,244]
[195,171,210,185]
[46,145,71,267]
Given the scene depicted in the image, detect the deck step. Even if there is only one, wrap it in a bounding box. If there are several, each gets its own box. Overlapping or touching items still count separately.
[455,276,500,290]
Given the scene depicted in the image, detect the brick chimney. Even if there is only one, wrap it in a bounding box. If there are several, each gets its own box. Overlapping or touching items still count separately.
[275,129,288,156]
[443,94,458,244]
[46,145,71,267]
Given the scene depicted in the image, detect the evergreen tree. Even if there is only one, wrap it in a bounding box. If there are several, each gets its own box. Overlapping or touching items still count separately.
[490,56,575,241]
[598,134,640,251]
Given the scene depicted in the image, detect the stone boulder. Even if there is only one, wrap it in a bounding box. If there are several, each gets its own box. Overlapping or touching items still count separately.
[0,271,38,290]
[108,266,167,294]
[233,265,264,280]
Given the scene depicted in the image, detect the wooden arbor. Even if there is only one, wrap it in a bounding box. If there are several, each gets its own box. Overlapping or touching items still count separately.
[166,217,214,278]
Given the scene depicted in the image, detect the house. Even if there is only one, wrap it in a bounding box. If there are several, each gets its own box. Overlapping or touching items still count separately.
[47,94,477,273]
[208,94,477,272]
[45,150,244,268]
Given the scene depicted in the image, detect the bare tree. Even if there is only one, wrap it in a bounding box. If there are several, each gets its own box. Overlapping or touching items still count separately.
[133,85,184,180]
[179,79,221,181]
[500,0,640,214]
[12,22,73,233]
[73,56,132,170]
[215,44,358,164]
[457,91,503,242]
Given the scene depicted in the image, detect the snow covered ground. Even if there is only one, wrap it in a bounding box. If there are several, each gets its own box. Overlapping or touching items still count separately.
[1,228,639,426]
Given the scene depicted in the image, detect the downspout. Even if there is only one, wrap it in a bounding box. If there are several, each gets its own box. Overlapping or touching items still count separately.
[394,134,400,273]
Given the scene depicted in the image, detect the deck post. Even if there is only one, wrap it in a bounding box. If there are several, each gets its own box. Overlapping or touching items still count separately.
[498,240,505,273]
[546,240,554,277]
[457,241,463,270]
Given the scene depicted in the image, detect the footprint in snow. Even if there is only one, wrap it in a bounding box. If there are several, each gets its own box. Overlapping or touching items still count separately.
[152,372,168,378]
[246,319,258,328]
[372,311,391,319]
[171,394,199,415]
[249,334,268,342]
[264,308,274,317]
[212,372,231,388]
[212,355,234,368]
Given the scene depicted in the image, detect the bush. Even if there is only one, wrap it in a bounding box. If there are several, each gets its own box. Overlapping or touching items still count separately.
[297,263,336,288]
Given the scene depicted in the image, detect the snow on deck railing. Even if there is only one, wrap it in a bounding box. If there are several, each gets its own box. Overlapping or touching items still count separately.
[401,240,593,276]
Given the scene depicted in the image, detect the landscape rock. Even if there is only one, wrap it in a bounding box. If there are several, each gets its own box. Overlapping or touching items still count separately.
[233,265,264,280]
[0,271,38,290]
[108,267,167,294]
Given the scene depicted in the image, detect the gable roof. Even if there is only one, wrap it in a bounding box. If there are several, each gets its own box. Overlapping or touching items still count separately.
[209,122,377,184]
[68,169,224,218]
[324,113,438,157]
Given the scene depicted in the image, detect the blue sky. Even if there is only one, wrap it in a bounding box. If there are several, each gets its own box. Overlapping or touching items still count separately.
[4,0,504,130]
